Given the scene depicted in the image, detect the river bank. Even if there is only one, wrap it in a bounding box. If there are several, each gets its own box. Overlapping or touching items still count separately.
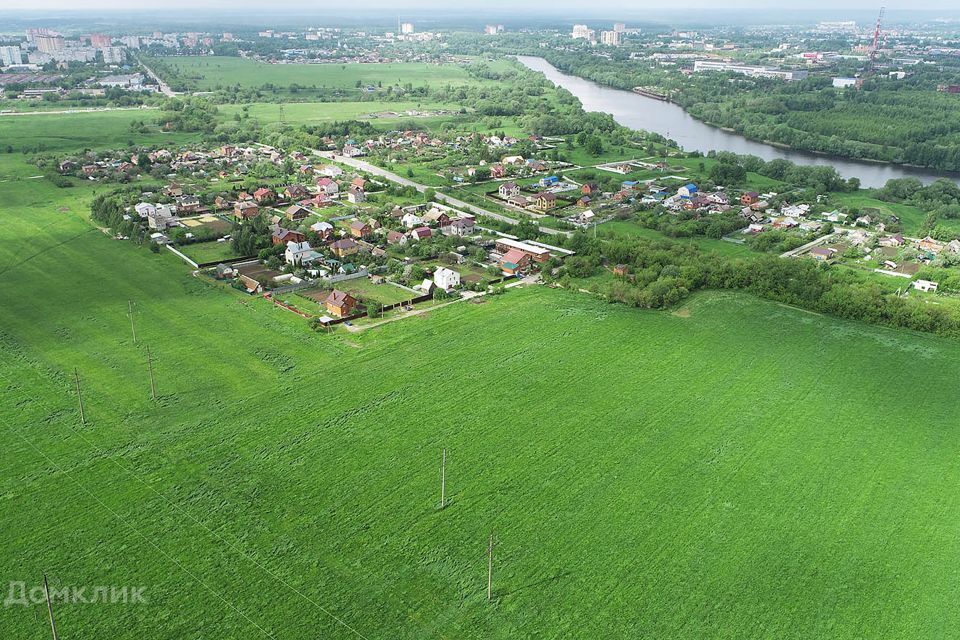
[517,55,959,189]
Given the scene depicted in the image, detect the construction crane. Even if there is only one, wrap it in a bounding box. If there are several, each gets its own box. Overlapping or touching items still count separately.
[865,6,886,78]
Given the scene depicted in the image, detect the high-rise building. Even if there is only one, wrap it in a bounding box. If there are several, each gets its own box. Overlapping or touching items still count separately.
[102,47,125,64]
[90,34,112,48]
[120,35,140,49]
[400,22,415,35]
[0,46,24,66]
[36,34,65,53]
[613,23,626,33]
[600,31,622,46]
[572,24,595,41]
[26,28,58,43]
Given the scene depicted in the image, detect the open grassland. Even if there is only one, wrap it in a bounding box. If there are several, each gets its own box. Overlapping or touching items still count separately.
[4,150,960,638]
[600,219,756,257]
[156,56,510,91]
[0,109,199,154]
[218,100,463,127]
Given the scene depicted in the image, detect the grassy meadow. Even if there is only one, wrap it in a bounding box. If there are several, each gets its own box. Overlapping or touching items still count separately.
[0,109,199,154]
[4,143,960,638]
[156,56,510,92]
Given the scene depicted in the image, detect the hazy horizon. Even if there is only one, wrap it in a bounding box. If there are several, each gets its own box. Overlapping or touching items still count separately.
[3,1,960,16]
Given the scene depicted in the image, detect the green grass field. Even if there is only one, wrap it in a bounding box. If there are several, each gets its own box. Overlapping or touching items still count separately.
[156,57,507,92]
[218,100,463,127]
[0,109,198,153]
[6,147,960,638]
[179,240,243,264]
[600,219,756,257]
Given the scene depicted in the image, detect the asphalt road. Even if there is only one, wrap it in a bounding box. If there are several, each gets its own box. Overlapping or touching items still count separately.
[314,151,570,237]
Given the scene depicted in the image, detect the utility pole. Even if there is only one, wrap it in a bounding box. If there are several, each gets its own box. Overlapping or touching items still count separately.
[146,346,157,401]
[128,300,137,344]
[43,574,59,640]
[74,369,86,427]
[487,532,496,602]
[438,448,447,509]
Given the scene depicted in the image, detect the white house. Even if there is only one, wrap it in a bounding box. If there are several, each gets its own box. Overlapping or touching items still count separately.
[401,212,424,229]
[498,182,520,198]
[135,202,156,219]
[318,164,344,177]
[284,241,320,265]
[434,267,461,291]
[913,279,939,293]
[147,204,177,230]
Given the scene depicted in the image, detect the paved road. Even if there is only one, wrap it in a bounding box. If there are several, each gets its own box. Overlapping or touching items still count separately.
[138,60,177,97]
[0,106,158,117]
[314,151,570,237]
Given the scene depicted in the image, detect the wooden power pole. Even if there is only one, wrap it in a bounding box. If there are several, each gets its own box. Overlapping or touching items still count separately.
[439,448,447,509]
[487,532,496,602]
[73,368,86,427]
[43,574,59,640]
[128,300,137,344]
[146,346,157,401]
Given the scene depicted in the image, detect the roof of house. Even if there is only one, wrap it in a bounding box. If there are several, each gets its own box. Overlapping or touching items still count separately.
[500,248,528,266]
[349,219,369,230]
[325,290,355,306]
[330,238,358,249]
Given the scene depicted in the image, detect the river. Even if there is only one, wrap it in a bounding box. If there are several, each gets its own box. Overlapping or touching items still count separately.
[517,55,958,189]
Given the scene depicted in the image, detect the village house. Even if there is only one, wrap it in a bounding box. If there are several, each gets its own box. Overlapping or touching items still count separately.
[284,185,310,201]
[495,238,551,263]
[318,164,343,178]
[499,182,520,199]
[879,234,905,247]
[347,187,366,204]
[272,227,307,246]
[310,221,334,239]
[135,202,156,219]
[253,187,274,205]
[499,249,531,275]
[410,227,433,241]
[421,208,451,228]
[324,290,358,318]
[539,176,560,188]
[330,238,359,258]
[919,236,946,254]
[809,247,837,262]
[147,204,177,230]
[581,183,601,197]
[434,267,461,291]
[387,230,408,245]
[315,177,340,196]
[285,205,311,222]
[740,191,760,206]
[913,279,939,293]
[349,220,372,238]
[772,217,799,230]
[174,195,200,213]
[401,212,423,229]
[678,183,699,198]
[284,241,321,266]
[446,217,475,237]
[233,201,259,220]
[535,192,558,210]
